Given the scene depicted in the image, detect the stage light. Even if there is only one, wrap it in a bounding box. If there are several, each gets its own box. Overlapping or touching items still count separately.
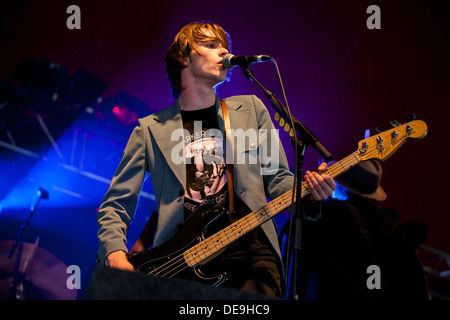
[6,57,68,114]
[61,69,107,111]
[10,57,68,98]
[100,91,148,127]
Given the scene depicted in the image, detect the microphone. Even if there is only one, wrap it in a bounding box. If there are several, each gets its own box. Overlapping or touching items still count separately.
[222,53,272,69]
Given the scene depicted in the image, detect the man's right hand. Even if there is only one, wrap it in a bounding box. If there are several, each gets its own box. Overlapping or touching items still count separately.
[106,250,135,271]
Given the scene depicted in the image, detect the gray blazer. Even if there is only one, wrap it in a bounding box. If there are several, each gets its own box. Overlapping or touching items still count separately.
[97,95,295,265]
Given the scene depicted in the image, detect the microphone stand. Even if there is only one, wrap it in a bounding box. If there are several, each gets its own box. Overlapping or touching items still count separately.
[239,65,332,300]
[7,187,48,300]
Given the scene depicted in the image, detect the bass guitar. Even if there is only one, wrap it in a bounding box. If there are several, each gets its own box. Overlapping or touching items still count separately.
[128,119,428,286]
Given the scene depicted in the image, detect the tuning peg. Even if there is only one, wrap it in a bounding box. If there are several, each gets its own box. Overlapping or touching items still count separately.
[289,128,295,137]
[390,120,401,127]
[406,113,416,122]
[364,129,370,139]
[283,123,290,132]
[376,125,387,133]
[274,112,280,121]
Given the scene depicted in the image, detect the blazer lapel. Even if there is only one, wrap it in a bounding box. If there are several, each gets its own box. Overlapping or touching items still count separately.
[220,96,251,131]
[148,101,186,187]
[147,96,251,188]
[219,96,251,163]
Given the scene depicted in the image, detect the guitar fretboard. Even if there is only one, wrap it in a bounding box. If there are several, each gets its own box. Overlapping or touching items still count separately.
[183,152,362,267]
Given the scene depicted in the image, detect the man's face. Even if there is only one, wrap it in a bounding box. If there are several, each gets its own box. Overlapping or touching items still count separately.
[183,28,230,88]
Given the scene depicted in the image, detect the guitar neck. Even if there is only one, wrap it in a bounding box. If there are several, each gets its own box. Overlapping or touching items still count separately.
[181,119,428,268]
[183,152,362,268]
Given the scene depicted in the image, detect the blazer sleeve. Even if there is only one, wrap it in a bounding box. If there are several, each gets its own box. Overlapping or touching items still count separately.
[96,120,148,264]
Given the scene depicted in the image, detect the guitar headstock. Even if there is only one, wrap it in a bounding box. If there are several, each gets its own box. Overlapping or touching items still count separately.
[356,119,428,161]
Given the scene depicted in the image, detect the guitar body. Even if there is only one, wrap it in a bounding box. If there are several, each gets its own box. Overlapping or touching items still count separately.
[127,207,230,286]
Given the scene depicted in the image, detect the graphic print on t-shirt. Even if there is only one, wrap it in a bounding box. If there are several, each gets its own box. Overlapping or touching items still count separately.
[180,105,229,219]
[185,135,226,200]
[184,133,228,216]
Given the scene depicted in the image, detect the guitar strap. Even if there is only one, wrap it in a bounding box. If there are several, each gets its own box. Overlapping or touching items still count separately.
[220,100,235,216]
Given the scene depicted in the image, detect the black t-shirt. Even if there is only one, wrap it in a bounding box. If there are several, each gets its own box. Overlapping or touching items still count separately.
[180,105,281,295]
[180,105,229,221]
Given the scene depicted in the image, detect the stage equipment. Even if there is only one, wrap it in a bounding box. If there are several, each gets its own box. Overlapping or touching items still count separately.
[99,91,149,126]
[61,69,106,111]
[4,187,57,299]
[0,240,77,300]
[84,265,275,300]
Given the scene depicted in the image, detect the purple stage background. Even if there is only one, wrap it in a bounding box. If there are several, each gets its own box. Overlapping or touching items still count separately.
[0,0,448,298]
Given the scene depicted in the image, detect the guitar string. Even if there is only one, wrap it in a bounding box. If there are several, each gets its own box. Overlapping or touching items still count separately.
[151,187,301,279]
[148,183,304,279]
[143,133,402,279]
[148,147,379,278]
[146,254,188,277]
[147,207,276,278]
[154,257,189,278]
[146,206,277,279]
[148,150,371,278]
